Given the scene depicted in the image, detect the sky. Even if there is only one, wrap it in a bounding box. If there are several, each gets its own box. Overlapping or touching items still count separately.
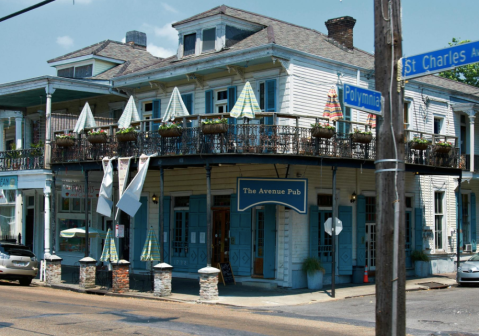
[1,0,479,84]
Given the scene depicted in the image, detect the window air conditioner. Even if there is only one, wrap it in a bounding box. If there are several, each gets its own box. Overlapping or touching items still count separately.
[464,244,472,252]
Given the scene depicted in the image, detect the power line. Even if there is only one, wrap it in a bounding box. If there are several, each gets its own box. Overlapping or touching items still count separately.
[0,0,56,23]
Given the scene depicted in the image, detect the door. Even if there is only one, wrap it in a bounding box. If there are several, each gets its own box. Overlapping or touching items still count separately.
[318,210,333,274]
[405,211,412,268]
[133,196,148,268]
[25,209,34,251]
[172,210,189,271]
[254,210,265,276]
[254,205,276,278]
[212,209,230,267]
[365,223,377,270]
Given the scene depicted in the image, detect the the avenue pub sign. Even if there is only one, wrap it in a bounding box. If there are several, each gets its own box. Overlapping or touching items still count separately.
[237,178,308,214]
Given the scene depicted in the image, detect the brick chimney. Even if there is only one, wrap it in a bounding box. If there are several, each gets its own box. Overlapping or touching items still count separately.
[126,30,147,50]
[325,16,356,49]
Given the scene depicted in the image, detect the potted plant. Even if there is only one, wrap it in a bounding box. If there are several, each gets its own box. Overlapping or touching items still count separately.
[434,141,452,154]
[410,137,430,150]
[116,127,138,142]
[159,121,183,137]
[350,129,373,144]
[311,123,335,139]
[411,250,430,277]
[302,257,325,290]
[201,118,228,134]
[30,141,44,157]
[87,129,108,144]
[56,133,75,147]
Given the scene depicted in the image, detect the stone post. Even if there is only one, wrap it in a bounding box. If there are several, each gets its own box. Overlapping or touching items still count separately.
[153,263,173,297]
[198,266,220,301]
[112,260,130,293]
[45,255,62,285]
[79,257,96,289]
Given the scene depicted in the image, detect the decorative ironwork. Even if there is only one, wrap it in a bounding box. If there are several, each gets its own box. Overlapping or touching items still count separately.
[0,148,44,171]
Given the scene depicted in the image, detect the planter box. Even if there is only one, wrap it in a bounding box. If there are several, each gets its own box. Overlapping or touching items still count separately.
[307,271,324,290]
[116,132,137,142]
[435,145,451,154]
[87,134,108,144]
[202,123,228,134]
[311,127,335,139]
[414,261,430,277]
[410,142,428,150]
[351,133,373,144]
[159,128,182,137]
[56,138,75,147]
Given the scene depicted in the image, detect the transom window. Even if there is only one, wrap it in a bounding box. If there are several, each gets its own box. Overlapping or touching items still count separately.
[366,196,376,222]
[213,195,230,207]
[317,194,333,207]
[174,196,190,208]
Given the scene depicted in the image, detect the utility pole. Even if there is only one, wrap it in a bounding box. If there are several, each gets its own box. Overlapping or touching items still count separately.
[374,1,406,335]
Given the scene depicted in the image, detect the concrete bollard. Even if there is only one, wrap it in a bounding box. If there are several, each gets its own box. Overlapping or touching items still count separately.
[153,263,173,297]
[79,257,97,289]
[198,266,221,301]
[45,255,63,286]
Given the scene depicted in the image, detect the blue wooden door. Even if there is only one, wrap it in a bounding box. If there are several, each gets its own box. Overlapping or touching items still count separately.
[318,210,333,274]
[338,206,353,275]
[263,205,276,278]
[188,195,207,272]
[230,194,252,276]
[162,196,171,264]
[405,211,413,268]
[133,196,148,269]
[171,210,189,272]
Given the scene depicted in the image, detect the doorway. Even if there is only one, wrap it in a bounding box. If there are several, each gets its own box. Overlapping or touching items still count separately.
[25,209,34,251]
[253,205,276,278]
[365,222,377,271]
[212,209,230,266]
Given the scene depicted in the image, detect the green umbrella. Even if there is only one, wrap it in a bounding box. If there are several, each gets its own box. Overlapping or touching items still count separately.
[140,227,161,261]
[100,228,118,262]
[230,81,261,119]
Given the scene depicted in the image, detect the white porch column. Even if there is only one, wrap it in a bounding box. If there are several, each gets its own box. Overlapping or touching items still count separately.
[470,115,475,173]
[43,178,52,258]
[15,190,23,241]
[15,116,22,150]
[44,86,55,170]
[0,122,4,151]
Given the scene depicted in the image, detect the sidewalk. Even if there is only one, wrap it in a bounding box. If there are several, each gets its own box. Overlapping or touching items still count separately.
[33,273,457,307]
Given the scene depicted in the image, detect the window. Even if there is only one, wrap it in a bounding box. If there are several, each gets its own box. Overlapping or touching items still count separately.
[183,33,196,56]
[142,102,153,132]
[434,117,443,135]
[434,192,444,250]
[174,196,189,207]
[181,94,193,116]
[57,67,74,78]
[213,195,230,207]
[258,79,276,125]
[366,196,376,223]
[225,25,254,48]
[58,218,86,253]
[216,90,227,113]
[337,87,352,134]
[202,28,216,52]
[317,194,333,207]
[60,196,83,213]
[462,194,470,245]
[404,102,409,129]
[74,64,93,78]
[460,115,467,154]
[173,211,189,257]
[405,196,412,209]
[318,211,333,261]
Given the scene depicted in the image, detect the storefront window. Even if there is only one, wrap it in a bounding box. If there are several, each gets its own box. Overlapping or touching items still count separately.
[58,218,85,253]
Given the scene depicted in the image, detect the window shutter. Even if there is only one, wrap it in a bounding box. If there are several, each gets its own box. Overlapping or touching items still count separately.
[265,79,276,125]
[456,192,463,251]
[162,196,171,263]
[309,205,319,258]
[188,195,207,272]
[415,207,423,251]
[152,99,161,131]
[181,94,193,114]
[356,195,366,267]
[338,206,353,275]
[230,194,253,276]
[471,193,476,252]
[227,86,237,125]
[205,90,213,114]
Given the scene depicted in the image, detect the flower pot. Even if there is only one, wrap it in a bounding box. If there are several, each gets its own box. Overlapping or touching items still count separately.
[306,271,324,290]
[116,132,137,142]
[159,128,182,137]
[411,142,428,150]
[414,261,430,277]
[87,134,108,144]
[56,138,75,147]
[311,127,335,139]
[435,145,451,154]
[351,133,373,144]
[202,123,228,134]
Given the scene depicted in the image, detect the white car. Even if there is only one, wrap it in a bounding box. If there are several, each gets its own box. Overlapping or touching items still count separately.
[0,243,38,286]
[457,253,479,285]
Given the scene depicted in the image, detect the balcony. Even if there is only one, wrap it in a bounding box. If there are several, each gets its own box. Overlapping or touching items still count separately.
[51,114,460,170]
[0,148,45,171]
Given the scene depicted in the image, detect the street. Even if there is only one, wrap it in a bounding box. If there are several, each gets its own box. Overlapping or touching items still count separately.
[0,281,478,336]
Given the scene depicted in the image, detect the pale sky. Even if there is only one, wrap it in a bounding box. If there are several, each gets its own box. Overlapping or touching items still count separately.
[1,0,479,84]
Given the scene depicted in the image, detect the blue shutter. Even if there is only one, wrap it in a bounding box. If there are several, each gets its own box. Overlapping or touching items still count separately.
[230,194,252,276]
[188,195,207,271]
[415,208,423,251]
[205,90,213,114]
[227,86,237,125]
[265,79,276,125]
[338,206,353,275]
[162,196,171,263]
[263,204,276,278]
[309,205,319,258]
[133,196,148,269]
[456,192,463,251]
[471,193,476,252]
[356,195,366,267]
[181,94,193,114]
[152,99,161,131]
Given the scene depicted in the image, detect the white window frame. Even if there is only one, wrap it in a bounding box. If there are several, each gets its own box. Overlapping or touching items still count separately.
[140,99,154,132]
[215,88,228,114]
[201,27,217,54]
[461,191,472,245]
[434,190,445,251]
[255,77,279,113]
[433,116,444,135]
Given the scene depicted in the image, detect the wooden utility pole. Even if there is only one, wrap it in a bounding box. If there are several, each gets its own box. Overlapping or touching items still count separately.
[374,1,406,335]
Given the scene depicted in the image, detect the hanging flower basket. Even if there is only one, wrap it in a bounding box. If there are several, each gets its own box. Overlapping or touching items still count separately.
[202,123,228,134]
[311,127,335,139]
[411,142,429,150]
[351,133,373,144]
[435,145,451,154]
[87,134,108,144]
[159,128,183,138]
[116,132,137,142]
[56,138,75,147]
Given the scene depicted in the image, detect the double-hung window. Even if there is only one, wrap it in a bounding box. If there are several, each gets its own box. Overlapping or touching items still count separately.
[183,33,196,56]
[434,191,444,250]
[173,196,189,257]
[337,86,351,135]
[202,28,216,53]
[258,79,276,125]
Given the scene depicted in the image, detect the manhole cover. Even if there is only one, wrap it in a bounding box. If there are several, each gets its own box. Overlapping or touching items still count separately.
[417,282,449,289]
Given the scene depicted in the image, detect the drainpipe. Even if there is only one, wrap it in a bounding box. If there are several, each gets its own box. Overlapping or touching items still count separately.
[160,166,164,262]
[206,164,212,267]
[332,166,337,298]
[469,115,475,173]
[457,174,462,275]
[84,170,89,257]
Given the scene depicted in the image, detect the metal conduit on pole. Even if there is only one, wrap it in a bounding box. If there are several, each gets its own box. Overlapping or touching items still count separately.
[331,166,337,298]
[457,175,462,275]
[160,166,164,262]
[206,164,212,267]
[84,170,89,257]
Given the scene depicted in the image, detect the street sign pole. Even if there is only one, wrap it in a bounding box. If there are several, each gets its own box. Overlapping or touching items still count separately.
[331,166,337,298]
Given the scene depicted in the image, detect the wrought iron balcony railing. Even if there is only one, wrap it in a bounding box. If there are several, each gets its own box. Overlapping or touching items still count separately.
[0,148,45,171]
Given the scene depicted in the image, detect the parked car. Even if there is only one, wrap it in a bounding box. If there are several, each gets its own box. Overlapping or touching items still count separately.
[0,242,38,286]
[457,253,479,285]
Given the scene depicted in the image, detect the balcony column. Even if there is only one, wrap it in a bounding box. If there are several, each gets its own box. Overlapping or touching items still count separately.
[469,114,475,173]
[15,116,23,150]
[0,122,4,151]
[44,86,55,170]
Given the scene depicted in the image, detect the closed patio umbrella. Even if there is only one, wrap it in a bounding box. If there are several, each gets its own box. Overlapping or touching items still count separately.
[230,81,261,119]
[60,227,107,239]
[140,227,161,262]
[118,95,140,129]
[100,228,118,263]
[323,87,343,122]
[73,102,97,133]
[162,87,190,121]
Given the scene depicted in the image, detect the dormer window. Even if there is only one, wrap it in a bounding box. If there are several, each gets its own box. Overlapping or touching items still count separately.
[226,25,254,48]
[183,33,196,56]
[57,64,93,78]
[202,28,216,53]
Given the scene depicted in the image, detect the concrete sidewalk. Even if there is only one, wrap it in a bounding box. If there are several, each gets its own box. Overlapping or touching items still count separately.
[33,273,458,307]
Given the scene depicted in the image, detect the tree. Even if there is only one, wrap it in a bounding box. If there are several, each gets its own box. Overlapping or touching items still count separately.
[439,38,479,87]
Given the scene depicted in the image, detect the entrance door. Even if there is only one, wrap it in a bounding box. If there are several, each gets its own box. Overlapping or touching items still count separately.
[212,209,230,266]
[25,209,34,251]
[133,196,148,268]
[405,211,412,268]
[254,205,275,278]
[365,223,377,270]
[318,210,333,273]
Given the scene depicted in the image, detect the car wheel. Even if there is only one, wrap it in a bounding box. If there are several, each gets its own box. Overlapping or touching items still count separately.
[19,278,32,286]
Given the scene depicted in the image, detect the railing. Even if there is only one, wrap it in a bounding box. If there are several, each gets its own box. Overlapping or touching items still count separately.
[460,154,479,172]
[0,148,45,171]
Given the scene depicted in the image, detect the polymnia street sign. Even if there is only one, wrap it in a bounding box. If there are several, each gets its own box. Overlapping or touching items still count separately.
[401,40,479,80]
[343,83,382,115]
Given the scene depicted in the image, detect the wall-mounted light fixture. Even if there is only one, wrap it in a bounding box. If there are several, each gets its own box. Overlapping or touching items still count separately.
[152,194,158,204]
[350,191,357,203]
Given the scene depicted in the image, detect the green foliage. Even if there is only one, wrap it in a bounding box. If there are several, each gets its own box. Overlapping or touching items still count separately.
[30,141,44,156]
[350,128,372,135]
[310,123,335,130]
[87,129,107,136]
[411,137,429,144]
[202,118,228,125]
[159,122,182,130]
[436,141,452,147]
[411,250,430,262]
[439,38,479,87]
[116,127,137,134]
[302,257,325,276]
[55,133,75,139]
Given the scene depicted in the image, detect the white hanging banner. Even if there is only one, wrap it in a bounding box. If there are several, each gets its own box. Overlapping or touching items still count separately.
[0,189,7,204]
[97,157,114,217]
[118,157,131,197]
[116,154,151,217]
